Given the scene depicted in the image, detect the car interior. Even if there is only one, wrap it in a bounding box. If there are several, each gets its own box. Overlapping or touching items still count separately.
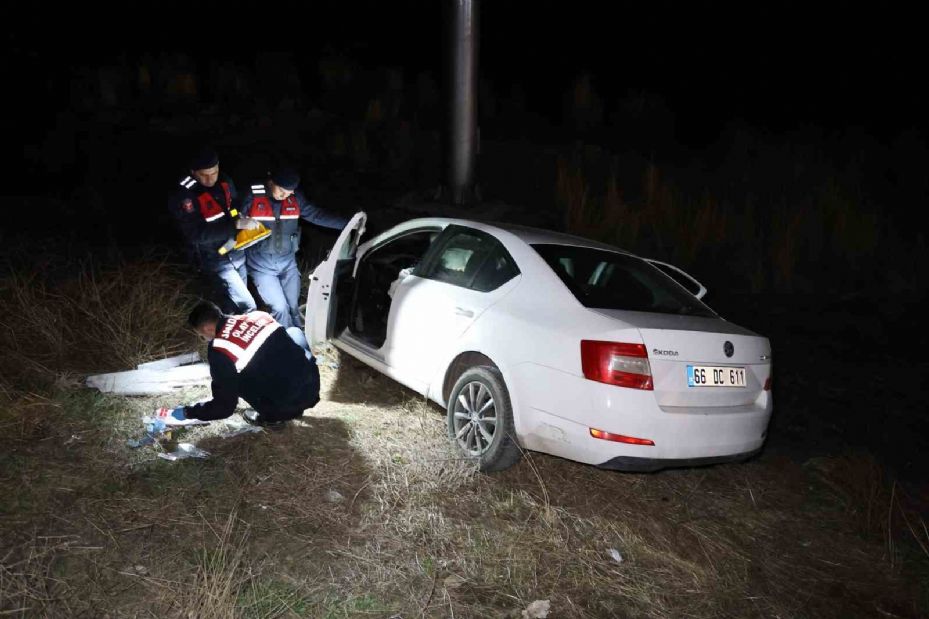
[331,229,440,349]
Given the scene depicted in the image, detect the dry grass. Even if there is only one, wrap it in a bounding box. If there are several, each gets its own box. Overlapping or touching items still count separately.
[807,453,929,568]
[1,255,927,618]
[1,345,927,618]
[0,251,195,395]
[178,509,251,619]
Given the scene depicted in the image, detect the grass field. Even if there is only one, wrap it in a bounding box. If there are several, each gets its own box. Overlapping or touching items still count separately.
[1,253,926,618]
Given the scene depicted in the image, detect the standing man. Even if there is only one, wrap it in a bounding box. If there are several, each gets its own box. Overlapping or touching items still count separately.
[161,300,320,426]
[240,167,347,327]
[168,147,257,314]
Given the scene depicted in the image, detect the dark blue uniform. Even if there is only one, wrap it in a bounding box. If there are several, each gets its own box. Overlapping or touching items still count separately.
[241,182,347,327]
[184,311,319,423]
[168,174,256,313]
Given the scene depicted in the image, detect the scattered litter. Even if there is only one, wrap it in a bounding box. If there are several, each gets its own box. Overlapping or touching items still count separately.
[325,489,345,504]
[127,418,167,448]
[608,547,624,564]
[158,443,209,461]
[202,413,264,438]
[126,435,155,449]
[145,408,210,428]
[522,599,550,618]
[127,408,261,457]
[123,564,148,575]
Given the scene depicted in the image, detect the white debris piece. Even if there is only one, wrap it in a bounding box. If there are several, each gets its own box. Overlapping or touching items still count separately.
[86,363,211,395]
[136,352,201,371]
[608,547,624,564]
[158,443,210,461]
[522,599,550,618]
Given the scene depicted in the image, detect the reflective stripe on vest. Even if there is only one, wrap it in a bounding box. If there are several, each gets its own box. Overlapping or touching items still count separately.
[212,311,280,372]
[280,196,300,220]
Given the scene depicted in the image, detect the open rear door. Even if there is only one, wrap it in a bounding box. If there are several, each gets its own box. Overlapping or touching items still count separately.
[305,212,367,346]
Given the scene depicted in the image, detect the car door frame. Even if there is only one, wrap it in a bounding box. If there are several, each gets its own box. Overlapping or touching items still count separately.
[304,211,367,346]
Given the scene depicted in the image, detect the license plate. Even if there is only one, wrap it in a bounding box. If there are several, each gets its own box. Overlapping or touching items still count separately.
[687,365,746,387]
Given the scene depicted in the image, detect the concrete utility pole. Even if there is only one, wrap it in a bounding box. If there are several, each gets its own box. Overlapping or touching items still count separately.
[446,0,479,205]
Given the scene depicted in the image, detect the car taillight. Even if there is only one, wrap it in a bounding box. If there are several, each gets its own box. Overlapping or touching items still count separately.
[580,340,653,390]
[590,428,655,445]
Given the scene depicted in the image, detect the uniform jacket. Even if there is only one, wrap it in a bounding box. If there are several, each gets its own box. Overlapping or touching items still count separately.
[168,174,240,269]
[241,183,348,273]
[185,311,319,421]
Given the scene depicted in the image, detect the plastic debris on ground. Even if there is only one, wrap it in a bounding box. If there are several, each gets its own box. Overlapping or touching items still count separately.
[158,443,210,461]
[214,414,265,439]
[325,489,345,504]
[127,408,264,460]
[521,600,551,618]
[126,418,167,448]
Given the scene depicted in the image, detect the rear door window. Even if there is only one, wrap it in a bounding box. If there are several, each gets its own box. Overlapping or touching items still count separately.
[417,226,520,291]
[532,244,715,317]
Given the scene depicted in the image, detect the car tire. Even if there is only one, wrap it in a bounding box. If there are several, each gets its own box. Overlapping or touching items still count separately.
[447,366,522,472]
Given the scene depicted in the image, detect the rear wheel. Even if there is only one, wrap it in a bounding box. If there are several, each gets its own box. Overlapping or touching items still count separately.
[447,366,521,472]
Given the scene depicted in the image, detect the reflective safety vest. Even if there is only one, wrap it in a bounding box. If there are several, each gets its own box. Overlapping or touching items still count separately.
[211,311,280,372]
[246,183,302,256]
[178,176,236,222]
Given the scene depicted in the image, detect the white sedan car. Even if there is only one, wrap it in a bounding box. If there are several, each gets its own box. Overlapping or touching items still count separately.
[305,213,773,472]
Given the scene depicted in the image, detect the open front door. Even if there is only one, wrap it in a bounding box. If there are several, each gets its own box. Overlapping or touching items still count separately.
[305,212,367,346]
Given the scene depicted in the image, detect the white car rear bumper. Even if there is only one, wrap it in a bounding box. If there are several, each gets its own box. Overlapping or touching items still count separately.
[510,363,772,471]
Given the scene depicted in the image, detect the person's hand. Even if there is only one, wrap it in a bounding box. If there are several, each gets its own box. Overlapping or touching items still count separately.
[236,216,260,230]
[156,406,186,422]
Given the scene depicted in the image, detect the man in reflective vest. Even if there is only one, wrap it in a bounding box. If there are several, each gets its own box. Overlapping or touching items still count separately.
[240,167,347,328]
[164,301,320,425]
[167,147,257,313]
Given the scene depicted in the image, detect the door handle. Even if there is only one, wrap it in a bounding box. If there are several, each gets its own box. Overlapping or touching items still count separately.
[455,307,474,318]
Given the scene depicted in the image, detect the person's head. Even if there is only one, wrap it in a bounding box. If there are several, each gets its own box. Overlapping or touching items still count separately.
[268,167,300,200]
[188,300,224,341]
[189,147,220,187]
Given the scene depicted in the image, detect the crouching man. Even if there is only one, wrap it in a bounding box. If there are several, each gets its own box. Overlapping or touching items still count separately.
[169,300,320,426]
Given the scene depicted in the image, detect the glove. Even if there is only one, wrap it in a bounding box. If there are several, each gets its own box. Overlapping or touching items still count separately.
[236,216,260,230]
[155,406,186,422]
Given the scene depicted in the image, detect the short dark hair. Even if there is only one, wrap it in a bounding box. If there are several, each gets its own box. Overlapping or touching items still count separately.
[188,301,224,330]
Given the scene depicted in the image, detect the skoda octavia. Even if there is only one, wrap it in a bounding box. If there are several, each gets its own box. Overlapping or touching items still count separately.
[305,213,773,472]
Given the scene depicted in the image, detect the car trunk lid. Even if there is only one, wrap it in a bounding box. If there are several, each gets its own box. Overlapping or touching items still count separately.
[589,309,771,408]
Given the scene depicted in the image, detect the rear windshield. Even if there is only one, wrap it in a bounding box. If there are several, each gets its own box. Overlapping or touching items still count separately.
[532,244,716,317]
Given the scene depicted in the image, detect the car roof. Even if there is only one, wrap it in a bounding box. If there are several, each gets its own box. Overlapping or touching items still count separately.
[394,217,633,255]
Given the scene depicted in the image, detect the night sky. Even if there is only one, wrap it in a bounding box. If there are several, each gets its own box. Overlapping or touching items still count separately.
[4,2,925,147]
